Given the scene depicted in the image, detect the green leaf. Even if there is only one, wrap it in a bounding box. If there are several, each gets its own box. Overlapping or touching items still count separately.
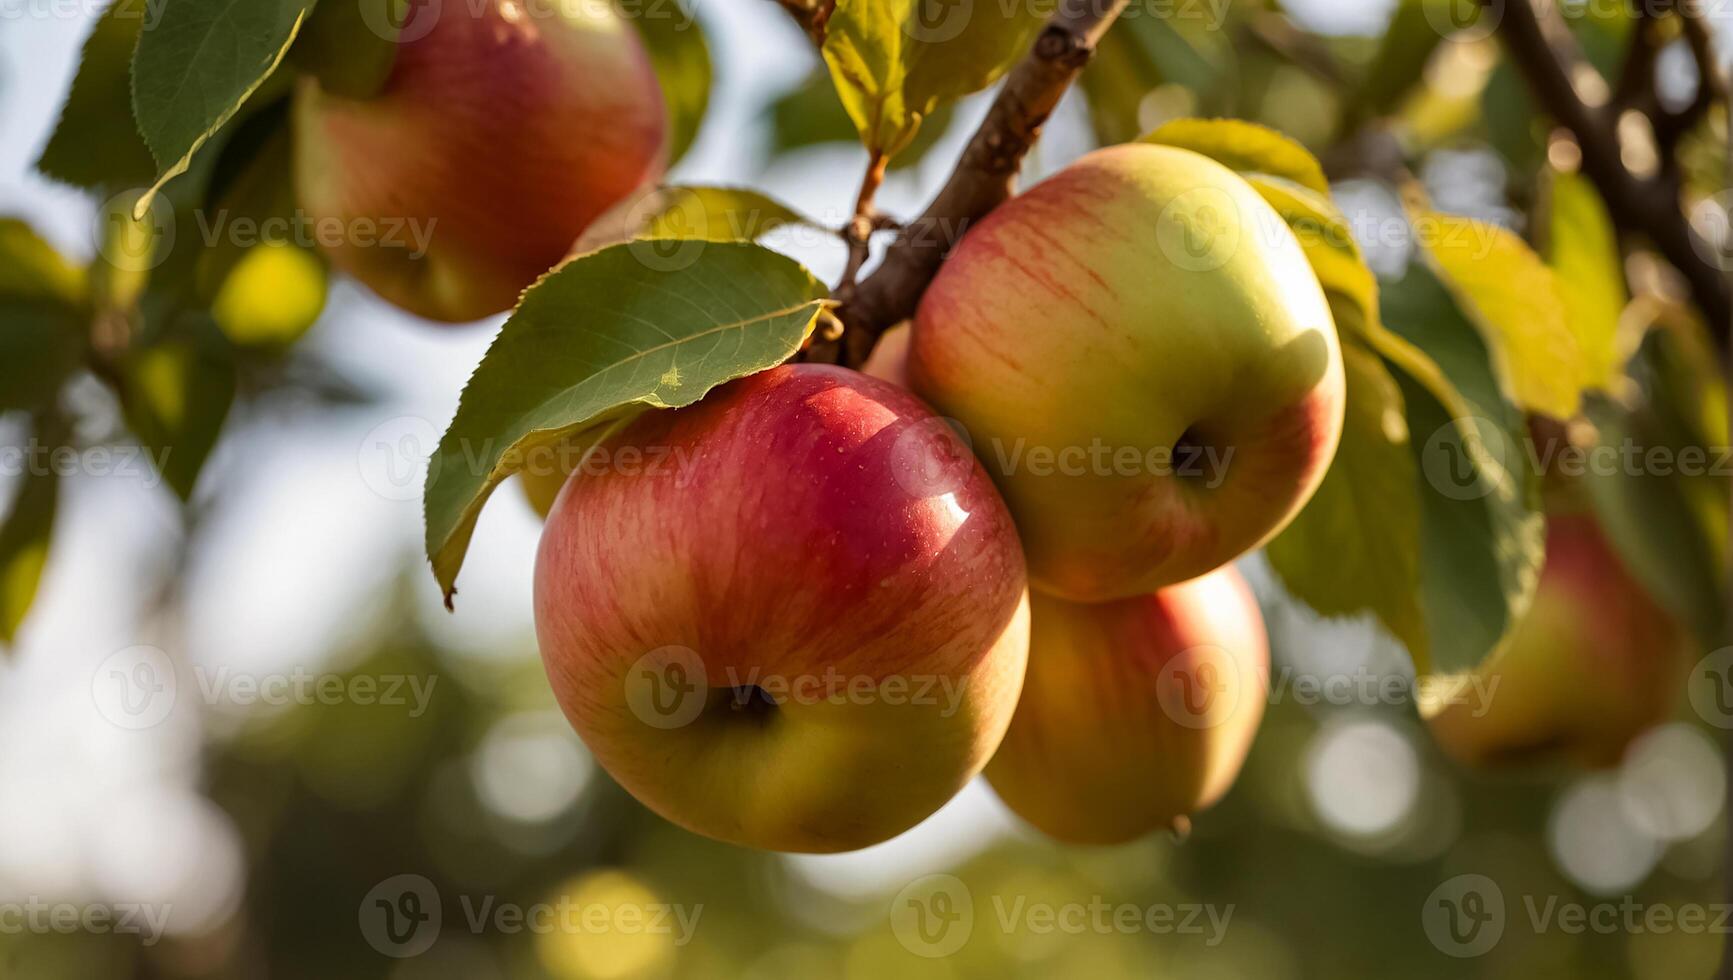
[289,0,403,100]
[1143,117,1330,196]
[0,304,86,415]
[1581,325,1728,648]
[634,0,712,166]
[122,317,238,500]
[424,242,830,601]
[639,187,818,242]
[1411,207,1584,418]
[0,219,86,307]
[37,0,158,191]
[0,425,60,645]
[821,0,1044,158]
[1241,176,1379,338]
[1267,336,1427,661]
[765,69,955,172]
[1381,262,1545,675]
[1543,170,1627,391]
[131,0,316,213]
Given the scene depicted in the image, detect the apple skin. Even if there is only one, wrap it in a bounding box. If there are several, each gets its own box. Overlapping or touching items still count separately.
[986,565,1269,845]
[535,364,1031,852]
[909,143,1345,601]
[293,0,666,323]
[1423,512,1687,769]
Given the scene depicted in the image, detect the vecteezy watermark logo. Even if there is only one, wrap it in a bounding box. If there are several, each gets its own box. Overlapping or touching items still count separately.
[95,190,175,275]
[1687,647,1733,729]
[360,874,442,958]
[624,646,708,729]
[1156,186,1242,273]
[891,875,974,958]
[1156,645,1246,730]
[358,415,442,502]
[1420,416,1515,501]
[360,0,444,44]
[904,0,975,43]
[0,898,172,947]
[889,415,975,498]
[1424,0,1501,42]
[1423,875,1506,958]
[91,646,178,730]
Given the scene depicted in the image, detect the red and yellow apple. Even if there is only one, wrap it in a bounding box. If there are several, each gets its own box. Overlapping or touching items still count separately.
[535,365,1031,852]
[910,143,1345,600]
[294,0,666,322]
[1422,511,1688,769]
[986,565,1269,845]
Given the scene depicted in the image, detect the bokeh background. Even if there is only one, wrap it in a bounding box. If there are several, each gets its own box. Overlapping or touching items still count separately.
[0,0,1729,976]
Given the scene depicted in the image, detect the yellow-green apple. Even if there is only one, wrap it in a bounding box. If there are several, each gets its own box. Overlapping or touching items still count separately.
[986,565,1269,844]
[535,364,1032,852]
[861,322,913,389]
[1422,511,1688,769]
[293,0,666,322]
[909,143,1345,600]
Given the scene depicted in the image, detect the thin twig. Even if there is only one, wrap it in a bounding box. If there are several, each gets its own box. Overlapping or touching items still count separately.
[811,0,1131,366]
[771,0,832,44]
[836,151,888,295]
[1655,2,1728,154]
[1490,0,1729,344]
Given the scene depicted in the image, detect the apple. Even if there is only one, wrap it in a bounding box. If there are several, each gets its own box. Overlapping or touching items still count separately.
[1422,511,1688,769]
[986,565,1269,845]
[860,321,914,389]
[909,142,1345,601]
[293,0,666,323]
[535,364,1032,852]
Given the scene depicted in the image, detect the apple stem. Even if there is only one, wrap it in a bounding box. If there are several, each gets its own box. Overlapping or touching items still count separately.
[1167,815,1193,844]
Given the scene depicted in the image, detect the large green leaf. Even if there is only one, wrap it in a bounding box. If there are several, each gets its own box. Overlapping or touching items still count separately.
[1381,263,1545,674]
[821,0,1044,157]
[1267,334,1427,661]
[424,242,830,602]
[1412,207,1585,418]
[635,0,712,166]
[0,422,61,645]
[131,0,315,213]
[1543,170,1626,391]
[37,0,158,191]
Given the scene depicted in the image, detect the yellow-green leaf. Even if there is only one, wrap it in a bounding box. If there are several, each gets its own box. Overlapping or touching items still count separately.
[1412,207,1584,418]
[639,187,818,243]
[1544,169,1627,391]
[1143,117,1330,196]
[0,423,62,645]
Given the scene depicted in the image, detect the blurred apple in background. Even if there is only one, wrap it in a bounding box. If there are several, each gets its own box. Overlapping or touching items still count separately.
[535,365,1031,852]
[294,0,666,322]
[987,565,1270,845]
[910,143,1344,601]
[1423,510,1689,769]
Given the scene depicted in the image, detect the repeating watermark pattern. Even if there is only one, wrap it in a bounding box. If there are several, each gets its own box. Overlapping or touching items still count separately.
[620,647,972,728]
[0,898,172,947]
[90,646,438,729]
[903,0,1231,45]
[0,441,173,487]
[1271,666,1500,717]
[1420,417,1733,499]
[1423,874,1733,958]
[890,875,1234,958]
[1688,647,1733,729]
[357,0,699,45]
[358,874,702,959]
[1,0,168,26]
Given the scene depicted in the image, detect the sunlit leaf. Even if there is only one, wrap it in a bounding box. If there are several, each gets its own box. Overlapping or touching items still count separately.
[1543,169,1627,391]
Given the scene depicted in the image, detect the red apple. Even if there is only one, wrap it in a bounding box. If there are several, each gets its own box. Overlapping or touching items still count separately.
[294,0,666,322]
[535,365,1031,852]
[987,565,1270,845]
[910,143,1344,601]
[1423,511,1688,768]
